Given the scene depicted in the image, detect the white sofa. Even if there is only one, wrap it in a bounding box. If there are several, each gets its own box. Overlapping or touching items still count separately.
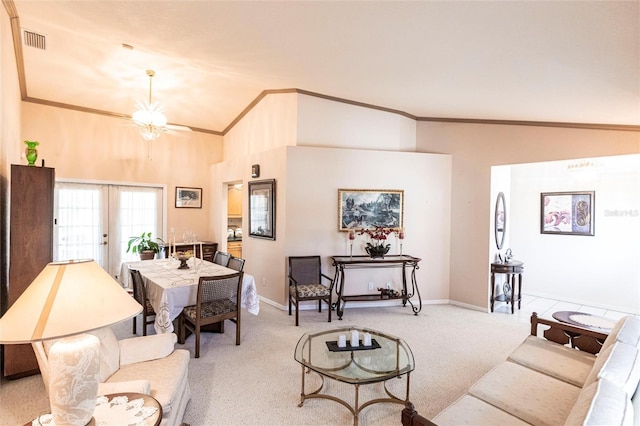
[402,313,640,426]
[33,327,191,426]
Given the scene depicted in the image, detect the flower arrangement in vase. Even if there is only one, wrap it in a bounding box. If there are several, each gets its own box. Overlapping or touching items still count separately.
[358,226,397,258]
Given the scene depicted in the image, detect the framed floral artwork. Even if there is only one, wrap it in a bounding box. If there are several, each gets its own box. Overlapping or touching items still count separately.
[338,188,404,231]
[541,191,595,236]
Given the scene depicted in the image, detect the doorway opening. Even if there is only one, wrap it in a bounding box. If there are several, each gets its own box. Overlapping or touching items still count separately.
[227,182,243,258]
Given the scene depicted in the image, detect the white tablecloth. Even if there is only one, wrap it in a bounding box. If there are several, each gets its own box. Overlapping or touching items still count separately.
[119,258,259,334]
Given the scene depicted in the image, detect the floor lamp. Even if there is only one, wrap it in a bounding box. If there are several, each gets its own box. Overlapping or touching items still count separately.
[0,259,142,425]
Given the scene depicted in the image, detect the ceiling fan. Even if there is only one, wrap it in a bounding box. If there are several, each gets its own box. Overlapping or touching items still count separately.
[131,69,191,140]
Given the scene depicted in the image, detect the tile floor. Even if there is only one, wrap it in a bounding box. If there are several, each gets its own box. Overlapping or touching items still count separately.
[492,293,636,323]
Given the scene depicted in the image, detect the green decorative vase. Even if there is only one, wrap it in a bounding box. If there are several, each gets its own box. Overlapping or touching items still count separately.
[24,140,39,166]
[365,245,390,259]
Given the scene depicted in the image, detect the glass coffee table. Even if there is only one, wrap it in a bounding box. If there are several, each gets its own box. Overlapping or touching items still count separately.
[294,326,415,425]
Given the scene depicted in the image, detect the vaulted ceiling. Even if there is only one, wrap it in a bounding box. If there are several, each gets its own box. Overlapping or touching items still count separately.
[9,1,640,135]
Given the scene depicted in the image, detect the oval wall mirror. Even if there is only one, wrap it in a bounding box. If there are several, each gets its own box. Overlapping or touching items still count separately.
[495,192,506,250]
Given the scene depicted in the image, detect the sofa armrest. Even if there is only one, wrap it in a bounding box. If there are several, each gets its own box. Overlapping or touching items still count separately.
[530,312,609,355]
[98,379,151,396]
[401,402,438,426]
[119,333,177,366]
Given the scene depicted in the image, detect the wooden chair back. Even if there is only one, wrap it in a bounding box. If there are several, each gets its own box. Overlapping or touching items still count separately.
[213,251,231,267]
[227,256,245,272]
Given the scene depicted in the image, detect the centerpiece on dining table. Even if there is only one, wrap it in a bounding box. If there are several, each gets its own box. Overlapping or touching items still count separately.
[173,250,194,269]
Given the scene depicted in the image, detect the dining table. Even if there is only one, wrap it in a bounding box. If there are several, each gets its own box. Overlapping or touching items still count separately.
[118,258,260,334]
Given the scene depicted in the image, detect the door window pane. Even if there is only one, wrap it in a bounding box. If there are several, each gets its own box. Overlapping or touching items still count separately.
[54,183,104,263]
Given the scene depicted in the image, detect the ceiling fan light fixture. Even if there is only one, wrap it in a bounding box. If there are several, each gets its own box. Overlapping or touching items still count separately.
[132,70,168,141]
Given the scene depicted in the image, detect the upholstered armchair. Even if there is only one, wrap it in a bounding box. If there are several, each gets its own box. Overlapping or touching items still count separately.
[32,326,191,426]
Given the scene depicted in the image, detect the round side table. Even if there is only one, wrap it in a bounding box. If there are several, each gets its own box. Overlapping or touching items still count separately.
[29,392,162,426]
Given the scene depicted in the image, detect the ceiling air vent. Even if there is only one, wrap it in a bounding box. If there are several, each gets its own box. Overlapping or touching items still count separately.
[22,29,46,50]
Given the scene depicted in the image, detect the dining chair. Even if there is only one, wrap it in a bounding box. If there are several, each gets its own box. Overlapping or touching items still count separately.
[130,268,156,336]
[288,256,333,326]
[227,256,245,272]
[213,251,231,267]
[178,272,244,358]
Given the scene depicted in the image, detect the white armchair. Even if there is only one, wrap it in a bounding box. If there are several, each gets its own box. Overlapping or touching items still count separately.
[32,326,191,426]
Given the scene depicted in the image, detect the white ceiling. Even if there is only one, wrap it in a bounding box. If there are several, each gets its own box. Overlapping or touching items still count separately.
[12,1,640,134]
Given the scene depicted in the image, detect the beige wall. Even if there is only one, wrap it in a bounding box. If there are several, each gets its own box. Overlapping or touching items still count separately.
[1,5,22,311]
[286,146,451,306]
[223,93,298,157]
[19,103,223,242]
[4,13,639,313]
[416,121,640,310]
[214,93,452,309]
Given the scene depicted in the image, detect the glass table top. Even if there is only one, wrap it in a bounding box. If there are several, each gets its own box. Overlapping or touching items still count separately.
[293,326,414,385]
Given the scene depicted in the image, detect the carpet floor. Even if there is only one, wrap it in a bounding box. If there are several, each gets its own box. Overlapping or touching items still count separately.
[0,303,530,425]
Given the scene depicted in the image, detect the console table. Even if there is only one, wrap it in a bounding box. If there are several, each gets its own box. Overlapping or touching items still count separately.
[330,255,422,319]
[490,260,524,313]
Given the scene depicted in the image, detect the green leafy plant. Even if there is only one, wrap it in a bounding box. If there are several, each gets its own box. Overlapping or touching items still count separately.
[126,232,164,254]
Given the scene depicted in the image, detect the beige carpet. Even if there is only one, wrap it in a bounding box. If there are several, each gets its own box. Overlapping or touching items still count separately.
[0,303,530,425]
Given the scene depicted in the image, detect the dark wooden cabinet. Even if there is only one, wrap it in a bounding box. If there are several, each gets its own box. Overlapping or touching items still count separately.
[3,165,55,378]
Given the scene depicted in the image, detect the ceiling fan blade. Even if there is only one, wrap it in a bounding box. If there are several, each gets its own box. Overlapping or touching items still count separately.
[167,124,192,132]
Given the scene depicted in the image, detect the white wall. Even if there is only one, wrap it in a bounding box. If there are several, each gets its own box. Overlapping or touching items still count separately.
[297,95,416,151]
[509,154,640,312]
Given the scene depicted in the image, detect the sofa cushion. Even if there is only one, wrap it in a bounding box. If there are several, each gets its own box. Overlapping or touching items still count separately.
[106,348,190,415]
[584,342,640,396]
[564,379,633,426]
[469,361,582,426]
[97,379,151,396]
[508,335,596,387]
[118,332,177,366]
[602,315,640,354]
[432,394,530,426]
[616,315,640,348]
[88,327,121,382]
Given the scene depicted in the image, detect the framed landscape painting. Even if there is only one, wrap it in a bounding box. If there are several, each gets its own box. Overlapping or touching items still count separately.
[175,187,202,208]
[541,191,595,236]
[338,188,404,231]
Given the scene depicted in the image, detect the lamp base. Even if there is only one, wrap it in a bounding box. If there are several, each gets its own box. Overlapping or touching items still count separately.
[48,334,100,426]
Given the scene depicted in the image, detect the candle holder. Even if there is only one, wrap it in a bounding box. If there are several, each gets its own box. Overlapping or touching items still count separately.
[348,230,355,258]
[398,229,405,256]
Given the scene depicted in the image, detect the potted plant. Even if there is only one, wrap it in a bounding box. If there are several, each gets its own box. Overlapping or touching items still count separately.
[126,232,164,260]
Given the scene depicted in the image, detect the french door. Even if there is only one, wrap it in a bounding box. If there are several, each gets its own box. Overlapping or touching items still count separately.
[54,182,164,278]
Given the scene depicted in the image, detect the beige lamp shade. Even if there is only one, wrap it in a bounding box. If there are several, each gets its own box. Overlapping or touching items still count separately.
[0,259,142,343]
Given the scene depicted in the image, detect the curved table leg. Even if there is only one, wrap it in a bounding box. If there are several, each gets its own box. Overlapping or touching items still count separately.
[403,263,422,315]
[334,265,346,320]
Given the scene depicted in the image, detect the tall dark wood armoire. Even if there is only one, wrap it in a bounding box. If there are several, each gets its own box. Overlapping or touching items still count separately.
[3,164,54,378]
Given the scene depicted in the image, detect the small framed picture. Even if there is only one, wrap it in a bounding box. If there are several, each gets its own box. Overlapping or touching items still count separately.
[175,187,202,209]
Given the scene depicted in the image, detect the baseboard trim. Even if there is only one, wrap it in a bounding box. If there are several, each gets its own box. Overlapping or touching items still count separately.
[259,296,453,312]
